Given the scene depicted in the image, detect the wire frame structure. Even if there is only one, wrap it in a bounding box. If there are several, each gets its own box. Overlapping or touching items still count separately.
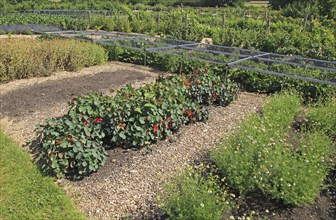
[34,30,336,86]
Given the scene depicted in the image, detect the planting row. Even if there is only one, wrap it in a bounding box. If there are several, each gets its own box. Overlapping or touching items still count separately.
[160,92,336,219]
[1,7,335,61]
[107,46,336,102]
[36,68,239,178]
[0,38,107,83]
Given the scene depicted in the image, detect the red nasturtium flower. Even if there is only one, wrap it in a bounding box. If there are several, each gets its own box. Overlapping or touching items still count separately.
[187,109,192,117]
[84,119,89,125]
[166,124,172,129]
[195,69,199,74]
[153,125,159,131]
[67,137,74,142]
[167,117,172,122]
[159,120,163,125]
[71,98,76,104]
[158,99,163,103]
[212,92,217,99]
[94,118,103,123]
[56,140,62,145]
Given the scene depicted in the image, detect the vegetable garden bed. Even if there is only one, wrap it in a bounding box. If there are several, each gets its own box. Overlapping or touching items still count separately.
[1,61,334,219]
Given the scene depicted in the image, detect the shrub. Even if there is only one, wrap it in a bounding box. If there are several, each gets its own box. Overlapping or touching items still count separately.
[0,38,107,83]
[212,92,335,205]
[258,132,334,205]
[36,69,239,178]
[159,164,231,220]
[36,94,110,177]
[188,68,238,106]
[36,116,107,178]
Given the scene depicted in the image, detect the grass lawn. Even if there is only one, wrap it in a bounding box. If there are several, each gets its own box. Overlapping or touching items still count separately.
[0,130,86,220]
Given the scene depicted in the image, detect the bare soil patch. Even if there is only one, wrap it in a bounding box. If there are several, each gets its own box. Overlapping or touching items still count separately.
[225,188,336,220]
[1,70,145,118]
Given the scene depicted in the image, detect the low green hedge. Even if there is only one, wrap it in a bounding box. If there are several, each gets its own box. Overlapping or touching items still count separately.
[0,38,107,83]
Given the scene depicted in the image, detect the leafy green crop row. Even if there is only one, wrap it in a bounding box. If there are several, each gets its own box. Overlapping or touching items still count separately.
[36,69,238,178]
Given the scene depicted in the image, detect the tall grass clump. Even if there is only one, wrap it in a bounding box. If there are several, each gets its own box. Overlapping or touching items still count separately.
[0,38,107,83]
[212,92,335,205]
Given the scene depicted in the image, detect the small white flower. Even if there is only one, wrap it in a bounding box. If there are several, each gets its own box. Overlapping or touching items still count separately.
[200,203,204,208]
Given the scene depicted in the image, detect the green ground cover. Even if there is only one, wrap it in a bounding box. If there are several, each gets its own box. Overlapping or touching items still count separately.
[0,130,86,220]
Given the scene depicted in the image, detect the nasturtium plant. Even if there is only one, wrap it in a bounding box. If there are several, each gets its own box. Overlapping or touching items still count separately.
[36,68,239,178]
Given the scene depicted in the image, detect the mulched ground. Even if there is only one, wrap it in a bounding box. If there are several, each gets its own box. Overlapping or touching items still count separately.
[0,62,334,220]
[0,71,148,118]
[0,62,158,144]
[0,63,158,119]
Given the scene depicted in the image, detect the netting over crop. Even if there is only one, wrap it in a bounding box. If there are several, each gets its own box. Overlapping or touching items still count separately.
[35,30,336,85]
